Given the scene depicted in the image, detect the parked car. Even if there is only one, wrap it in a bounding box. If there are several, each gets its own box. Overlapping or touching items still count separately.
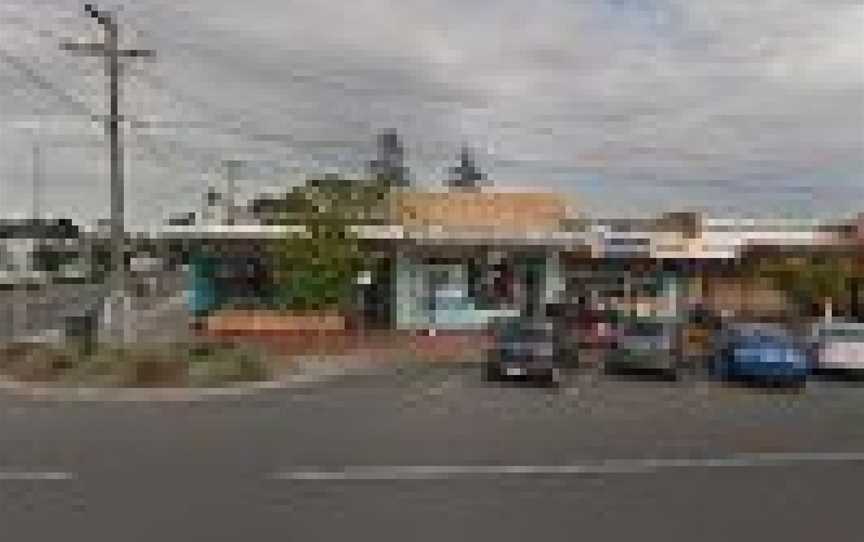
[544,303,585,367]
[682,304,721,364]
[711,323,811,387]
[484,316,561,385]
[565,306,617,351]
[812,321,864,376]
[603,318,683,380]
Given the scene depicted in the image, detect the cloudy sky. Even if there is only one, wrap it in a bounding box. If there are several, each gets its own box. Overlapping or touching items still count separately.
[0,0,862,228]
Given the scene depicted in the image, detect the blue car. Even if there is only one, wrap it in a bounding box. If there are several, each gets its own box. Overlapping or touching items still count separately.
[712,324,811,386]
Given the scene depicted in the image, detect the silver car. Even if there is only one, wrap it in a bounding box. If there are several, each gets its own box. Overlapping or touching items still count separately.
[604,319,684,380]
[812,321,864,375]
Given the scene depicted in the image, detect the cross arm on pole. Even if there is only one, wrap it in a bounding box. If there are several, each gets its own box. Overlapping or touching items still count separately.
[60,2,157,343]
[118,49,155,59]
[60,42,155,59]
[60,42,107,55]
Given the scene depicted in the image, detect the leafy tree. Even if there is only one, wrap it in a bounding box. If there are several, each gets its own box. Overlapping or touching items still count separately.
[270,175,390,311]
[753,254,861,317]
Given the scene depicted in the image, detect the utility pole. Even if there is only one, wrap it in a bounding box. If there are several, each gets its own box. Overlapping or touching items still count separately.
[30,141,42,337]
[61,4,154,341]
[31,141,41,219]
[222,159,244,226]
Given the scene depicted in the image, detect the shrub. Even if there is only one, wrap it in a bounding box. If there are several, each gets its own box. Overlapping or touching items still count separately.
[185,343,270,386]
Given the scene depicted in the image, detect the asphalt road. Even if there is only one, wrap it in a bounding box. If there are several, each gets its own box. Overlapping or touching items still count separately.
[2,366,864,541]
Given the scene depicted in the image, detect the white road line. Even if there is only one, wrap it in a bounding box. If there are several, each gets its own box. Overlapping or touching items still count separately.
[0,471,75,481]
[272,452,864,480]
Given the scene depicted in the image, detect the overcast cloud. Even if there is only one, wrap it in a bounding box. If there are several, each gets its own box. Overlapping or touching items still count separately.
[0,0,862,227]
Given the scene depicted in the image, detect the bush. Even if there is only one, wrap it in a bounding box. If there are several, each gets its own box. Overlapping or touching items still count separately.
[186,343,270,386]
[0,344,75,382]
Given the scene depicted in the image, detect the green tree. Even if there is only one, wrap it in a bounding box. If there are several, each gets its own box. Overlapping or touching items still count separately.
[755,254,859,317]
[270,175,391,311]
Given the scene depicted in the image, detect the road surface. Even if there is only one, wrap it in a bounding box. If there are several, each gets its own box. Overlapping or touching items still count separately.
[1,366,863,541]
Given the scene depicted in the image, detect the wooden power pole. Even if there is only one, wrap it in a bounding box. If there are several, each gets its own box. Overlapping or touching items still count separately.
[31,141,41,219]
[222,159,244,226]
[61,4,154,341]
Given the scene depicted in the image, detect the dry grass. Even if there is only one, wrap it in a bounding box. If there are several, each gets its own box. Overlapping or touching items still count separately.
[0,341,272,387]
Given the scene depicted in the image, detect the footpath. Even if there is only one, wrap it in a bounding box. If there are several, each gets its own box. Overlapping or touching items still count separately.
[0,328,493,402]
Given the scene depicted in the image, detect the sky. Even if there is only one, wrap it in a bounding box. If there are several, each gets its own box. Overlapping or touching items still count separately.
[0,0,862,229]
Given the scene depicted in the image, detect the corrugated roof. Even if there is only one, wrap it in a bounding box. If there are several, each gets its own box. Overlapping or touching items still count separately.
[395,191,570,231]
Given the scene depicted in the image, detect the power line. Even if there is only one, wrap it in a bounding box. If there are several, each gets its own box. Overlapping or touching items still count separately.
[2,12,363,203]
[0,49,95,118]
[0,46,214,193]
[1,17,280,221]
[2,4,377,152]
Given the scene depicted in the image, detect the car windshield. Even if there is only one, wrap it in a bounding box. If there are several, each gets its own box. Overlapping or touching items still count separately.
[819,327,864,341]
[496,319,552,340]
[625,322,668,337]
[728,324,790,339]
[734,334,795,349]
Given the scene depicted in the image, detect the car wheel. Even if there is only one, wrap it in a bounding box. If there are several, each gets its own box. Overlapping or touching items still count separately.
[538,369,560,388]
[664,367,680,382]
[788,378,807,391]
[484,363,502,382]
[674,357,702,383]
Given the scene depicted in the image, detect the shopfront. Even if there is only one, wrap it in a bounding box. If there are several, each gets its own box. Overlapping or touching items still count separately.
[393,244,555,331]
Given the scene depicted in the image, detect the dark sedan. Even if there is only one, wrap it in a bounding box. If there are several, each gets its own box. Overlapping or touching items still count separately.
[603,318,682,380]
[484,316,561,385]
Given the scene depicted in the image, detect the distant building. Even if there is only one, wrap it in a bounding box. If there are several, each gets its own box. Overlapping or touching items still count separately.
[167,212,196,226]
[198,186,256,226]
[0,219,83,281]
